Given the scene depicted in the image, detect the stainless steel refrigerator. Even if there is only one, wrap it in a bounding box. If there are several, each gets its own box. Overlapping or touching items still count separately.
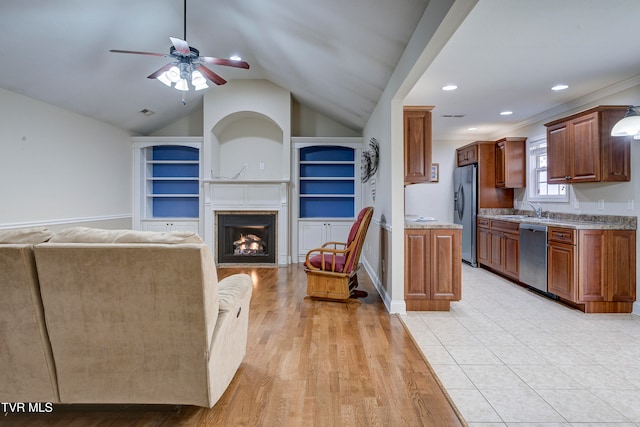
[453,164,478,267]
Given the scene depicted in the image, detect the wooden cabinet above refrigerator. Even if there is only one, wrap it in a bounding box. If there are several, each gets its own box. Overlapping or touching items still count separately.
[456,141,513,208]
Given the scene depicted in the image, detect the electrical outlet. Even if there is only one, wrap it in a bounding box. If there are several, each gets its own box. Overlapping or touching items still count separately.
[628,200,634,211]
[574,200,580,210]
[597,199,604,210]
[259,162,265,170]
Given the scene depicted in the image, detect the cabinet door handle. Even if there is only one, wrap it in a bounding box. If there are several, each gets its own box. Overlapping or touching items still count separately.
[565,176,571,180]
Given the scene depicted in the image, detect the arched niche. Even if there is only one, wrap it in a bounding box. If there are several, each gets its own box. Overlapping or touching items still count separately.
[211,111,285,180]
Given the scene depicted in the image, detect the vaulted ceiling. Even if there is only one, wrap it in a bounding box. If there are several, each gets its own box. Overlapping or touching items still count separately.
[0,0,429,135]
[1,0,639,140]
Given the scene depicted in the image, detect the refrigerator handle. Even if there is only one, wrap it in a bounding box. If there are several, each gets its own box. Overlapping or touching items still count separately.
[455,183,465,220]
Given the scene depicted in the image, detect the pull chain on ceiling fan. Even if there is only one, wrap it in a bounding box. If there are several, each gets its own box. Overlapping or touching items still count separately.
[109,0,249,93]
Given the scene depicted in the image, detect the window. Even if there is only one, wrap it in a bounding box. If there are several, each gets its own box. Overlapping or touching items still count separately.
[528,137,569,202]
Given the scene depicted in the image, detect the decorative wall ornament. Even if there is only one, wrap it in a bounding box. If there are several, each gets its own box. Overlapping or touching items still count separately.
[361,137,380,183]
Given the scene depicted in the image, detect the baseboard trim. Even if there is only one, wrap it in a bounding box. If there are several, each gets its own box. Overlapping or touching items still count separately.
[362,257,406,314]
[0,214,132,230]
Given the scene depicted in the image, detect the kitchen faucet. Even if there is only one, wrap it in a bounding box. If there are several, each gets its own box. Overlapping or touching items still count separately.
[524,201,543,218]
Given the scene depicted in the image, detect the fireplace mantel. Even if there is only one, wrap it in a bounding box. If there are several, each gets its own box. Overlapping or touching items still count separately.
[203,180,290,265]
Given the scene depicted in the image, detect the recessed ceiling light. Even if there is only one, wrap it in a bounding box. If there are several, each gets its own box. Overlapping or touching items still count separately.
[467,127,478,131]
[500,111,513,116]
[442,84,458,91]
[230,55,242,61]
[139,108,155,117]
[551,84,569,91]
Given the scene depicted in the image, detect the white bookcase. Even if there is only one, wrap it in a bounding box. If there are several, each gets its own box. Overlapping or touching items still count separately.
[291,137,362,261]
[132,137,203,234]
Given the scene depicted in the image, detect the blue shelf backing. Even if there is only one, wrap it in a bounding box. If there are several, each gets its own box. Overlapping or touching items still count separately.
[299,163,354,178]
[147,144,200,219]
[153,197,199,218]
[152,180,199,195]
[300,146,354,162]
[153,145,199,161]
[153,163,199,178]
[298,145,356,218]
[300,179,354,195]
[300,197,354,218]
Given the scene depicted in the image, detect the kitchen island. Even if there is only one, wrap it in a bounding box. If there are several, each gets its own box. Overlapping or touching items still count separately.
[404,218,462,311]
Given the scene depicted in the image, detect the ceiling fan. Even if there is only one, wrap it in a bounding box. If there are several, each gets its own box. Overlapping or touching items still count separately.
[109,0,249,92]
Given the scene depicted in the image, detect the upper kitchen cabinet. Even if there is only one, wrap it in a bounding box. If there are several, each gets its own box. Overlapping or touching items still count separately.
[545,106,630,184]
[404,106,433,185]
[495,137,527,188]
[456,141,513,208]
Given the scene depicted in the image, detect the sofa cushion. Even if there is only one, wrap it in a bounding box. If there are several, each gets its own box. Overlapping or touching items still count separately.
[49,227,203,244]
[0,227,53,244]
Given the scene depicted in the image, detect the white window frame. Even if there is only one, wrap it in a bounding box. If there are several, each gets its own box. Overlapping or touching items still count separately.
[527,135,570,203]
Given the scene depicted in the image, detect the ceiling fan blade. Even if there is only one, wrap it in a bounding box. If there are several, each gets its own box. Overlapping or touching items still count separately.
[147,63,174,79]
[201,56,250,69]
[109,49,166,57]
[169,37,191,56]
[196,65,227,85]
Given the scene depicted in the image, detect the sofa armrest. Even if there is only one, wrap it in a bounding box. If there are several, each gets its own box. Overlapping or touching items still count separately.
[217,273,253,314]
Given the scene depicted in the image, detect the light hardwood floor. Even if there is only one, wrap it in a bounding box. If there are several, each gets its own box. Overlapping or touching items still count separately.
[2,265,464,426]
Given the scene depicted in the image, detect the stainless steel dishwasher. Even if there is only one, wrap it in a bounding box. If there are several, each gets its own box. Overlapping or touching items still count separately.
[519,223,548,292]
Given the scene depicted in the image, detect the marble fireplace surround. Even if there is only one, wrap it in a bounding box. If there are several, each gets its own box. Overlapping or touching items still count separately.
[203,180,290,265]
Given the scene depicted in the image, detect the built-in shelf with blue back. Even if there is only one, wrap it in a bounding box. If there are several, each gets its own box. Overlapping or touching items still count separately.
[147,145,200,218]
[299,146,355,218]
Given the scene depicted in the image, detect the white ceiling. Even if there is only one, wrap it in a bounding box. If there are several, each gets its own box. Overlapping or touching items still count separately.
[1,1,639,139]
[406,0,640,141]
[0,0,428,135]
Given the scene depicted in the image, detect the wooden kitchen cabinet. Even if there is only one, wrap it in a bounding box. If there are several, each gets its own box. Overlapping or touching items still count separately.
[478,219,519,281]
[547,228,578,301]
[495,137,527,188]
[547,226,636,313]
[405,228,461,311]
[545,106,630,184]
[457,144,478,166]
[477,218,490,266]
[404,106,433,185]
[456,141,513,208]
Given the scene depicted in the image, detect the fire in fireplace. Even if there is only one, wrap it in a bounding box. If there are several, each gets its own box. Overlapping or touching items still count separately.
[216,212,277,264]
[233,234,265,255]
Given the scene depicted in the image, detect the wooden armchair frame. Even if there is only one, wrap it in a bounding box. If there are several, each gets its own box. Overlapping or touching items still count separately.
[304,207,373,302]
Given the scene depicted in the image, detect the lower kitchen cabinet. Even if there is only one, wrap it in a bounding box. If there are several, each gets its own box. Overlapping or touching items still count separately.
[405,227,462,311]
[477,219,519,281]
[548,227,636,313]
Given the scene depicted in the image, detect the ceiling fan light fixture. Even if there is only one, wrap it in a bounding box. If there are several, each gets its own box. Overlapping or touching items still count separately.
[157,72,173,87]
[611,106,640,137]
[191,70,209,90]
[175,79,189,91]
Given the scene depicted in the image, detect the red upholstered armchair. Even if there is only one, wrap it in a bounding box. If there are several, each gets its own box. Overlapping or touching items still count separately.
[304,207,374,301]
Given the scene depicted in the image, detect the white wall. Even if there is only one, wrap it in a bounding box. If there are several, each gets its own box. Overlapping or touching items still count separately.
[217,115,284,180]
[361,0,476,313]
[203,80,291,181]
[0,88,132,229]
[292,100,360,137]
[404,138,460,221]
[151,103,204,137]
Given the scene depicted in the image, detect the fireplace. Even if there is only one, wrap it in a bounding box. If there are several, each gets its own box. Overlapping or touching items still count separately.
[216,212,277,264]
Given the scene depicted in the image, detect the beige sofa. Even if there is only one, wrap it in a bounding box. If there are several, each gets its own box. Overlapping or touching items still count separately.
[0,227,60,403]
[1,226,252,408]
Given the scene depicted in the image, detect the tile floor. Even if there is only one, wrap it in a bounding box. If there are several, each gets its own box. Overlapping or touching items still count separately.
[401,264,640,426]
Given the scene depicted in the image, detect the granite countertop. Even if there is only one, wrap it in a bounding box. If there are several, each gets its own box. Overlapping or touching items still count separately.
[478,212,637,230]
[404,216,462,229]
